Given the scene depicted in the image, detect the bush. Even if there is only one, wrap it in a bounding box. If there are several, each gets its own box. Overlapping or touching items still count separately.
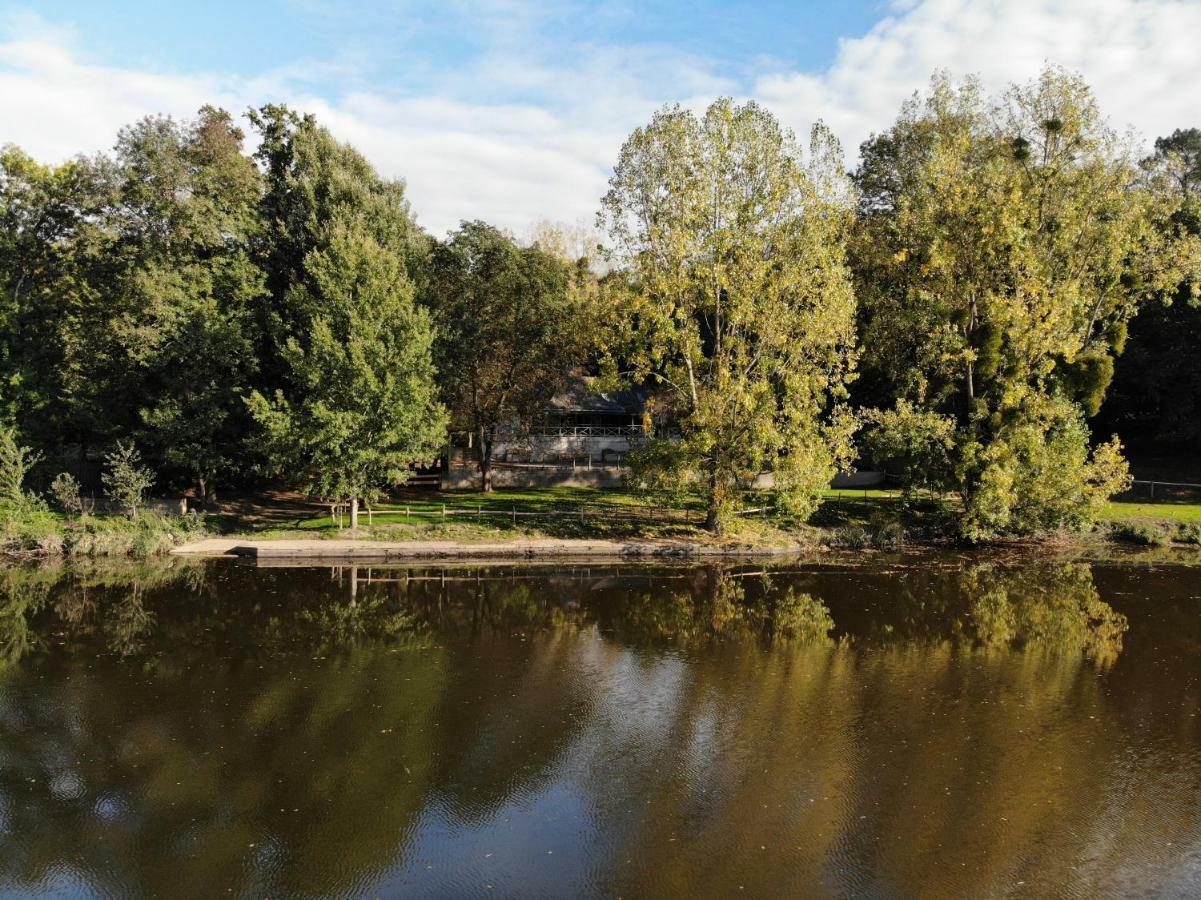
[50,472,89,517]
[1174,523,1201,546]
[0,427,42,507]
[102,442,155,517]
[1108,521,1170,547]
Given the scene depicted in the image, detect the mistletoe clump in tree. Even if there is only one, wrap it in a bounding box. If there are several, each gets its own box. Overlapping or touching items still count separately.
[599,98,859,534]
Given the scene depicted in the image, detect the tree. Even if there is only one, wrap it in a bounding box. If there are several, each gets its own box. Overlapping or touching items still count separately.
[110,108,265,500]
[102,442,154,517]
[0,426,41,506]
[248,104,430,391]
[426,221,583,491]
[246,214,447,527]
[851,69,1200,538]
[598,99,859,533]
[0,145,118,467]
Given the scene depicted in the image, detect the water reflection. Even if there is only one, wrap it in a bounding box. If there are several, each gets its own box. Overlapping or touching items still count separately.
[0,557,1197,898]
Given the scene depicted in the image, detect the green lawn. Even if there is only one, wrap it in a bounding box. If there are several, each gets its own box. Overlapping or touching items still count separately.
[1102,500,1201,524]
[238,483,1201,542]
[256,486,708,538]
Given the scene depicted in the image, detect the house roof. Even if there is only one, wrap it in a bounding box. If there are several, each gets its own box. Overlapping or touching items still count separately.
[547,375,646,414]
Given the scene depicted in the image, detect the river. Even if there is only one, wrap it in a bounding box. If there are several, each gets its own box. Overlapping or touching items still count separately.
[0,554,1199,898]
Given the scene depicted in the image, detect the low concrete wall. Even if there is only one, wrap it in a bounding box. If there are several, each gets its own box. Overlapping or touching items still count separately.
[443,464,626,490]
[749,470,886,490]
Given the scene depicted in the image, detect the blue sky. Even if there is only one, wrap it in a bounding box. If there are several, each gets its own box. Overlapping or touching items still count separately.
[25,1,886,97]
[3,1,1200,234]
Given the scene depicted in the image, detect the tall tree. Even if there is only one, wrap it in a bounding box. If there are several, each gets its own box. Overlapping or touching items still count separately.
[247,213,446,527]
[249,104,430,387]
[111,107,265,499]
[852,69,1200,538]
[598,99,859,533]
[426,221,582,491]
[0,144,117,465]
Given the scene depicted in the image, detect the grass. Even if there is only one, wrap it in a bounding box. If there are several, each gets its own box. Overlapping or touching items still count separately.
[0,503,207,558]
[77,481,1196,553]
[240,486,814,547]
[1102,500,1201,525]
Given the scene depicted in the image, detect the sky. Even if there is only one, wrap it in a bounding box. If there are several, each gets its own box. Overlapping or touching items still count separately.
[2,0,1200,235]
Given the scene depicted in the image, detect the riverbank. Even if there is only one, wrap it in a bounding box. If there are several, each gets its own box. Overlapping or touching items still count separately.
[0,507,206,558]
[8,485,1201,560]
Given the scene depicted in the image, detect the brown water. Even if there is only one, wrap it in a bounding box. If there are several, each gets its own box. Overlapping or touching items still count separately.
[1,555,1200,898]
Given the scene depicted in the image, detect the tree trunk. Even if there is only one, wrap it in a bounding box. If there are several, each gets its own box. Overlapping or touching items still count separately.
[350,496,360,529]
[480,431,494,493]
[704,464,724,535]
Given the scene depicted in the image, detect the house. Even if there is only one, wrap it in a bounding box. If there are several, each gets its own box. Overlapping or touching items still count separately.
[441,375,649,489]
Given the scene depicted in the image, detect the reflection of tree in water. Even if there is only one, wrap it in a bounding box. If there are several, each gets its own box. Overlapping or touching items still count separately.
[0,557,1190,898]
[0,557,1127,670]
[964,562,1127,667]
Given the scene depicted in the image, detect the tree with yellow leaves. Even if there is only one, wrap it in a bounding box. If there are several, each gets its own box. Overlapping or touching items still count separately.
[853,68,1201,539]
[599,99,859,533]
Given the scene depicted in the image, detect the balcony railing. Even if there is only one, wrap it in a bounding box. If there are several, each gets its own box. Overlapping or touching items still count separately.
[520,424,646,438]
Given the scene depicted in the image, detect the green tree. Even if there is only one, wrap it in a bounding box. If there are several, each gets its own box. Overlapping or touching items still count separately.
[109,108,265,499]
[0,145,118,467]
[102,441,154,517]
[598,99,859,533]
[246,214,447,527]
[426,221,582,491]
[0,426,41,505]
[852,69,1200,538]
[248,104,430,390]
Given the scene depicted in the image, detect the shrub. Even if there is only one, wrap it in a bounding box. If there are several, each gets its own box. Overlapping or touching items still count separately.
[50,472,89,517]
[0,427,42,506]
[1174,523,1201,546]
[1108,521,1170,547]
[102,442,155,517]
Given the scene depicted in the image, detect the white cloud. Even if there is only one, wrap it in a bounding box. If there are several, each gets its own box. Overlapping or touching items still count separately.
[756,0,1201,157]
[2,0,1200,235]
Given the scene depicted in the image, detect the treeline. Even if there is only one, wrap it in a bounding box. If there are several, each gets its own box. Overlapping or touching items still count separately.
[0,67,1197,538]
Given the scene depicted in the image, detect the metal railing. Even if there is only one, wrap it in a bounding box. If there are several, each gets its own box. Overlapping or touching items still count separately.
[519,424,645,438]
[1125,479,1201,502]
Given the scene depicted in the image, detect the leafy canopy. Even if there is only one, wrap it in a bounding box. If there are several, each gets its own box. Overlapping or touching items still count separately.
[599,98,859,531]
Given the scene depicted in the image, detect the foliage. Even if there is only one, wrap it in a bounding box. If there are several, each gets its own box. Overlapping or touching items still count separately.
[0,426,41,505]
[425,221,584,491]
[599,98,859,532]
[1108,520,1171,547]
[49,472,87,517]
[102,442,155,517]
[1100,128,1201,449]
[246,213,446,509]
[861,400,955,493]
[851,68,1199,539]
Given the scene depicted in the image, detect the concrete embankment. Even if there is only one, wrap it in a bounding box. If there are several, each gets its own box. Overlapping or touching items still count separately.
[171,537,807,561]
